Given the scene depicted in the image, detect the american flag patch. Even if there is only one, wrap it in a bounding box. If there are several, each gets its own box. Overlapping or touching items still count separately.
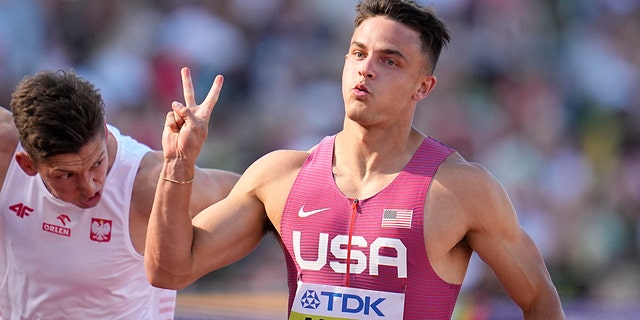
[381,209,413,228]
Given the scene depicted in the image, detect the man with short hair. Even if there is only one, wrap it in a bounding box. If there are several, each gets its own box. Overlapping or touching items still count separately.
[0,69,239,319]
[145,0,565,318]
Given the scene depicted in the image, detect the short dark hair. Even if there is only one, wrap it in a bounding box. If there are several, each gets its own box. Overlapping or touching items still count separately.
[354,0,450,73]
[10,69,105,161]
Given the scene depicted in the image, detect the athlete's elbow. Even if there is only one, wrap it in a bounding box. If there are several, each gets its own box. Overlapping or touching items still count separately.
[144,259,190,290]
[148,277,185,291]
[146,267,190,290]
[521,285,565,320]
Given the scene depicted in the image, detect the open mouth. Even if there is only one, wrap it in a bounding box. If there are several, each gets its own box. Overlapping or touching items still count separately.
[81,192,102,207]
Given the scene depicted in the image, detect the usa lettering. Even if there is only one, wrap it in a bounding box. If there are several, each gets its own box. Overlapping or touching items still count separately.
[293,231,407,278]
[321,291,386,316]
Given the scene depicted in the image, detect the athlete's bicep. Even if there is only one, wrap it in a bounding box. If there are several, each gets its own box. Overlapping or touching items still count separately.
[190,189,267,276]
[186,149,307,277]
[187,154,278,275]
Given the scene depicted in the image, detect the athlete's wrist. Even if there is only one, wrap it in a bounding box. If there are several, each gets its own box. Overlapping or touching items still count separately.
[161,159,196,184]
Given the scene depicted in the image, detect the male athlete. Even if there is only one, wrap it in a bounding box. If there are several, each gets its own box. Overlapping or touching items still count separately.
[145,0,565,319]
[0,70,238,319]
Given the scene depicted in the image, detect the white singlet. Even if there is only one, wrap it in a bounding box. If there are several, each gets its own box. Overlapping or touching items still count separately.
[0,125,175,319]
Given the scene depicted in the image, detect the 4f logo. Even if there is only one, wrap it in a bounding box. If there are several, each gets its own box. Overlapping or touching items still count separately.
[9,203,33,218]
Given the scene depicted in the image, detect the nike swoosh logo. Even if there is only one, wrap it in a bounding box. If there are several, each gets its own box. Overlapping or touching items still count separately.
[298,205,330,218]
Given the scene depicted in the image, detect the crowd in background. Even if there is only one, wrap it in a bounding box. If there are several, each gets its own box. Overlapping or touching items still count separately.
[1,0,639,316]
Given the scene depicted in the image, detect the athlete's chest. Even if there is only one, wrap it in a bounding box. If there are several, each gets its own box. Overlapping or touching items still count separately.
[1,177,134,286]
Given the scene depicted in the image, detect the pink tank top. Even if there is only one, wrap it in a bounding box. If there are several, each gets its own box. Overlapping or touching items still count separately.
[281,135,460,319]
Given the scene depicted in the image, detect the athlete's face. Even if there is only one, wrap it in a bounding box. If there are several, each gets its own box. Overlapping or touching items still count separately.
[36,134,109,209]
[341,16,436,127]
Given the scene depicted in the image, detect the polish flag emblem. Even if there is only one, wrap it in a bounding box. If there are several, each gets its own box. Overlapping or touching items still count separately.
[90,218,112,242]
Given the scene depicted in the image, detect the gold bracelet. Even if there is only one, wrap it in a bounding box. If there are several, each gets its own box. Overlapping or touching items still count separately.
[161,176,194,184]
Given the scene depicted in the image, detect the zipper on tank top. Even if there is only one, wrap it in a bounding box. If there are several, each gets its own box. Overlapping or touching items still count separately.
[345,198,359,287]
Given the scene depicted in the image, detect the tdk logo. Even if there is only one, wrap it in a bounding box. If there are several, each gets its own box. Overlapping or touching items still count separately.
[299,289,386,316]
[300,290,321,309]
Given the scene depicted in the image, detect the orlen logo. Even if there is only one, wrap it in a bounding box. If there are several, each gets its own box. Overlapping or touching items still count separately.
[43,214,73,237]
[292,231,407,278]
[299,289,386,317]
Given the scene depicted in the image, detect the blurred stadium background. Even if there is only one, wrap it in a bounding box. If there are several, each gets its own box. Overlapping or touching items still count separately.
[1,0,639,319]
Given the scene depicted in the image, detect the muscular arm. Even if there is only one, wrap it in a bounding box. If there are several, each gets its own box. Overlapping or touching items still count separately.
[145,150,301,289]
[441,155,565,319]
[144,68,298,289]
[145,157,267,289]
[130,150,240,255]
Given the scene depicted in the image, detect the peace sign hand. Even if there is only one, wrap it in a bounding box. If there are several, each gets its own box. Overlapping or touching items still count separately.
[162,67,223,166]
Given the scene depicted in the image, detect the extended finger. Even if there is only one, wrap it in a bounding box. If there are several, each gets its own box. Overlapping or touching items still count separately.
[181,67,197,108]
[196,75,224,120]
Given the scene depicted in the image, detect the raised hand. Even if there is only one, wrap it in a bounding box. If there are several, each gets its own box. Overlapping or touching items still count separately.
[162,67,223,166]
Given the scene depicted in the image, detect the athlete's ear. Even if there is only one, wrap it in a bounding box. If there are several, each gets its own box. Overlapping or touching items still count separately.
[413,75,437,102]
[15,152,38,176]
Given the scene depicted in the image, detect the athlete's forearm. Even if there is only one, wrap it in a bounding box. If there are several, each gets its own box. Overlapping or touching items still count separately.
[145,160,197,289]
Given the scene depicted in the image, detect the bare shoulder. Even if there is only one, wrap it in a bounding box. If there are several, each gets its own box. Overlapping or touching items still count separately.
[135,150,164,196]
[434,152,520,235]
[0,106,12,122]
[424,153,498,235]
[129,150,163,220]
[246,149,311,179]
[239,149,311,198]
[435,152,503,200]
[438,157,521,240]
[0,106,18,151]
[236,149,311,230]
[0,106,19,190]
[0,106,12,123]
